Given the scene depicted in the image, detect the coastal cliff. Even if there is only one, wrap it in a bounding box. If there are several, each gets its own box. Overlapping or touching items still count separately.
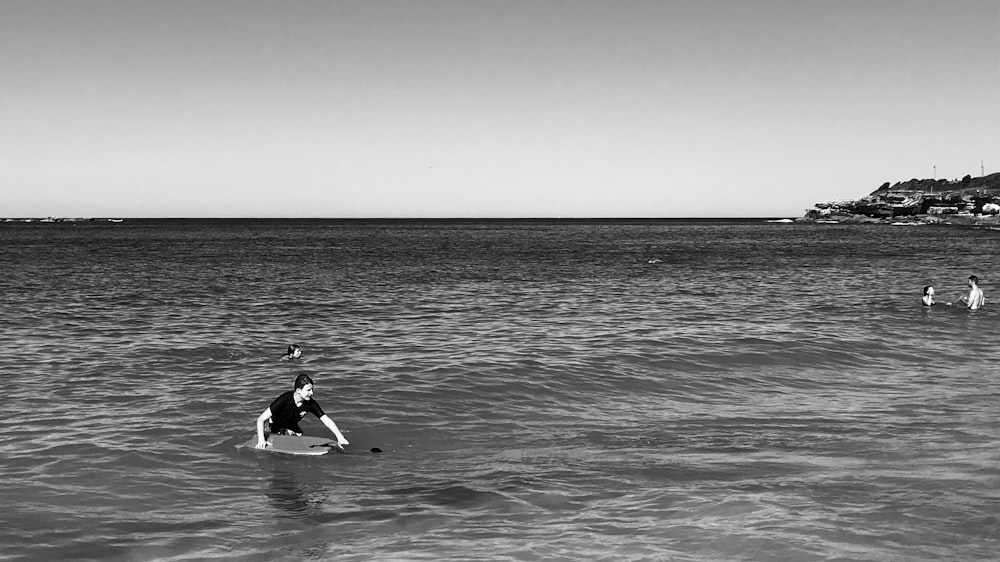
[804,172,1000,225]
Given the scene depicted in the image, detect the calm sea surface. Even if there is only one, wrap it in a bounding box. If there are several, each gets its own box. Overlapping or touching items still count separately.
[2,219,999,561]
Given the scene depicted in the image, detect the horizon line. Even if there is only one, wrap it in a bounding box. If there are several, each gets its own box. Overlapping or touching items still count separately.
[3,215,800,221]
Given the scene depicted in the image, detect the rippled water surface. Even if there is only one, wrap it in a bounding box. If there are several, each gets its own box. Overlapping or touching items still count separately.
[2,219,999,561]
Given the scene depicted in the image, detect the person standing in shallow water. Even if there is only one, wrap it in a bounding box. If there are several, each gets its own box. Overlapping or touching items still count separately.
[922,286,936,306]
[255,374,350,451]
[957,275,985,310]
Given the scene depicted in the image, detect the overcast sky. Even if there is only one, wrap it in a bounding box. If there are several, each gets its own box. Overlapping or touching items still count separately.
[2,0,998,218]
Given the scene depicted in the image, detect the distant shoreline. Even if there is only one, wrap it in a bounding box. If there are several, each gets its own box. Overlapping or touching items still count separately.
[805,171,1000,225]
[797,213,1000,227]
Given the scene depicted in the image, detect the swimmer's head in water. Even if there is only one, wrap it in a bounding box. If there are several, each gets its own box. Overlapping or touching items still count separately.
[285,344,302,358]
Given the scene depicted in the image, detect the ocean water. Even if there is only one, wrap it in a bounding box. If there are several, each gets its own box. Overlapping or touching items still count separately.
[2,219,998,561]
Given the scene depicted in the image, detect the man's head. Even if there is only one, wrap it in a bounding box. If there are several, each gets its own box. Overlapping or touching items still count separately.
[969,275,979,286]
[294,374,315,401]
[294,373,314,390]
[924,285,934,297]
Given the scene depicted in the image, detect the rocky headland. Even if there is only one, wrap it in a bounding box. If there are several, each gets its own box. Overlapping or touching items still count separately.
[802,172,1000,226]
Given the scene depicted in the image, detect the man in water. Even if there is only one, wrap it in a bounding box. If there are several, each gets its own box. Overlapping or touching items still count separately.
[958,275,985,310]
[280,344,301,360]
[255,373,350,451]
[922,285,936,306]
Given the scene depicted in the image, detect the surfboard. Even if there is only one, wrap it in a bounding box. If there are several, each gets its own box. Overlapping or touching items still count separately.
[242,435,342,456]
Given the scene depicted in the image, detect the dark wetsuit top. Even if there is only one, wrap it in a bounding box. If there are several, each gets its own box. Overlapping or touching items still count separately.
[268,390,326,435]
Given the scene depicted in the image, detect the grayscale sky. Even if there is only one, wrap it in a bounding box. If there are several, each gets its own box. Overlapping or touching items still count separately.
[3,0,998,218]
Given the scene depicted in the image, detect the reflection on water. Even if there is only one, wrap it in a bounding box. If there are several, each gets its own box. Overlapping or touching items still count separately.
[266,467,328,517]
